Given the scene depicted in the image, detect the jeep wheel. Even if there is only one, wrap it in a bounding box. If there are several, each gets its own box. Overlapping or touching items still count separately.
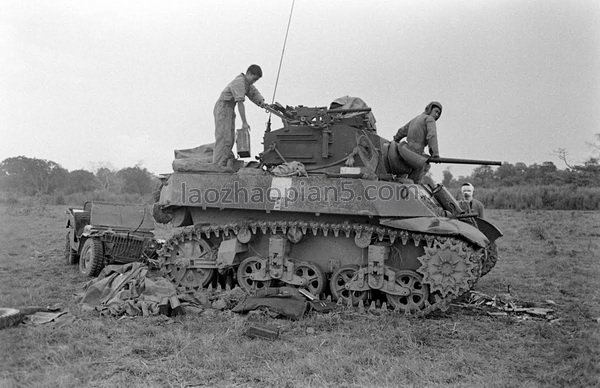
[65,232,78,265]
[79,238,105,277]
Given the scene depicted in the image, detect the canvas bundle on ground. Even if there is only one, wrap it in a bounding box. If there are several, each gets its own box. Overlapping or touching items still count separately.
[232,287,308,320]
[80,262,179,317]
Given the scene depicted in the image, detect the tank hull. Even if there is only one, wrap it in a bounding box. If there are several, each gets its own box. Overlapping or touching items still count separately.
[155,172,499,315]
[160,172,440,218]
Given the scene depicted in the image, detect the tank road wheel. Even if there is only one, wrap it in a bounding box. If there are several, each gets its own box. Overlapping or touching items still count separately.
[79,238,105,277]
[64,232,78,265]
[237,256,272,294]
[294,262,326,297]
[385,271,429,313]
[163,235,215,291]
[329,265,368,306]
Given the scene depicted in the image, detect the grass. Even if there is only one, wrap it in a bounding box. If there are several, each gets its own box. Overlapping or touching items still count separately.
[0,205,599,387]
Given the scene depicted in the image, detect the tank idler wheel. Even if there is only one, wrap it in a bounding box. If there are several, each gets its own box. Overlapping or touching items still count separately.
[237,256,272,294]
[164,236,215,291]
[64,232,78,265]
[79,238,105,277]
[385,270,429,313]
[294,262,326,297]
[329,265,368,306]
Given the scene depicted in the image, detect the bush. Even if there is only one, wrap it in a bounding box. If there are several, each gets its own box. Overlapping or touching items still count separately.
[59,190,154,206]
[474,185,600,210]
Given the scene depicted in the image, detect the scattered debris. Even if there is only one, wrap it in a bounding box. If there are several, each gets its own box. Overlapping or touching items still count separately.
[24,311,75,327]
[454,291,557,321]
[487,312,508,318]
[244,323,280,340]
[309,300,339,314]
[79,267,561,324]
[1,306,76,328]
[17,305,61,315]
[211,299,228,311]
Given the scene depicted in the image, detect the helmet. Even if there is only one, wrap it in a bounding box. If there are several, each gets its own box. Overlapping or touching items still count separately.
[425,101,443,117]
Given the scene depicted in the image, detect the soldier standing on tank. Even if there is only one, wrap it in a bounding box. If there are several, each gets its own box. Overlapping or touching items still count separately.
[459,182,485,218]
[393,101,442,183]
[213,65,266,168]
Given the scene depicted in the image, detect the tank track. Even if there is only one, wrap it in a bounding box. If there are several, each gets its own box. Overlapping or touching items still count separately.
[157,219,484,316]
[481,241,498,277]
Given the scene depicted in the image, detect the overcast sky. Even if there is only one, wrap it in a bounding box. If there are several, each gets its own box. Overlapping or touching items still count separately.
[1,0,599,181]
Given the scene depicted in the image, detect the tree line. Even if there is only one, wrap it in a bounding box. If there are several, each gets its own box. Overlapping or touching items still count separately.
[442,160,600,189]
[0,156,157,204]
[441,136,600,210]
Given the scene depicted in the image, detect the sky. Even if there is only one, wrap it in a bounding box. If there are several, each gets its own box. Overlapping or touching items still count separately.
[1,0,599,181]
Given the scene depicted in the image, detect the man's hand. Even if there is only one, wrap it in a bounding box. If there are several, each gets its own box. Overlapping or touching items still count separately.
[242,123,251,131]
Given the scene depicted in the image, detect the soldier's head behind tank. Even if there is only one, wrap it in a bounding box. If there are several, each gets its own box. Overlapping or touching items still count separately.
[246,64,263,83]
[425,101,442,120]
[461,182,474,200]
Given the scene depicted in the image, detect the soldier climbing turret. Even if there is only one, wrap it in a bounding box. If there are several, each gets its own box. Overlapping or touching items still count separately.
[392,101,443,183]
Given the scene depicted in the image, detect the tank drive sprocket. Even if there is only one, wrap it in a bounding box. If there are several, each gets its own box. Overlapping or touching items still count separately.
[158,229,217,291]
[416,239,476,297]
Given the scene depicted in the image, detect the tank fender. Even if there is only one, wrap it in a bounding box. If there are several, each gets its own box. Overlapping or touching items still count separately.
[380,217,489,248]
[216,239,248,270]
[474,217,503,243]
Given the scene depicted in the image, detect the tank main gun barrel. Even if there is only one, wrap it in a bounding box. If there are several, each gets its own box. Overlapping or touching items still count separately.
[427,157,501,166]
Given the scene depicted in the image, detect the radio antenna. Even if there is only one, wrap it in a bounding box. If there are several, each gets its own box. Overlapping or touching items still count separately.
[267,0,295,132]
[271,0,295,104]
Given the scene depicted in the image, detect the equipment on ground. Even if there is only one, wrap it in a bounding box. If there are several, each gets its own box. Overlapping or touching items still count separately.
[65,202,161,277]
[152,101,502,316]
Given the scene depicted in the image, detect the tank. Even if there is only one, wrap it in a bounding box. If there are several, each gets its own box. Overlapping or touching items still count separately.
[153,100,502,315]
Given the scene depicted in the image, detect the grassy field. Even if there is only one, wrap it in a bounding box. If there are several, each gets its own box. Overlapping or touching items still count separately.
[0,204,599,387]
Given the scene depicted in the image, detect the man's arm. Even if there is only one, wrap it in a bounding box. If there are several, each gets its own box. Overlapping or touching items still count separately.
[425,116,439,157]
[393,122,409,142]
[248,85,265,107]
